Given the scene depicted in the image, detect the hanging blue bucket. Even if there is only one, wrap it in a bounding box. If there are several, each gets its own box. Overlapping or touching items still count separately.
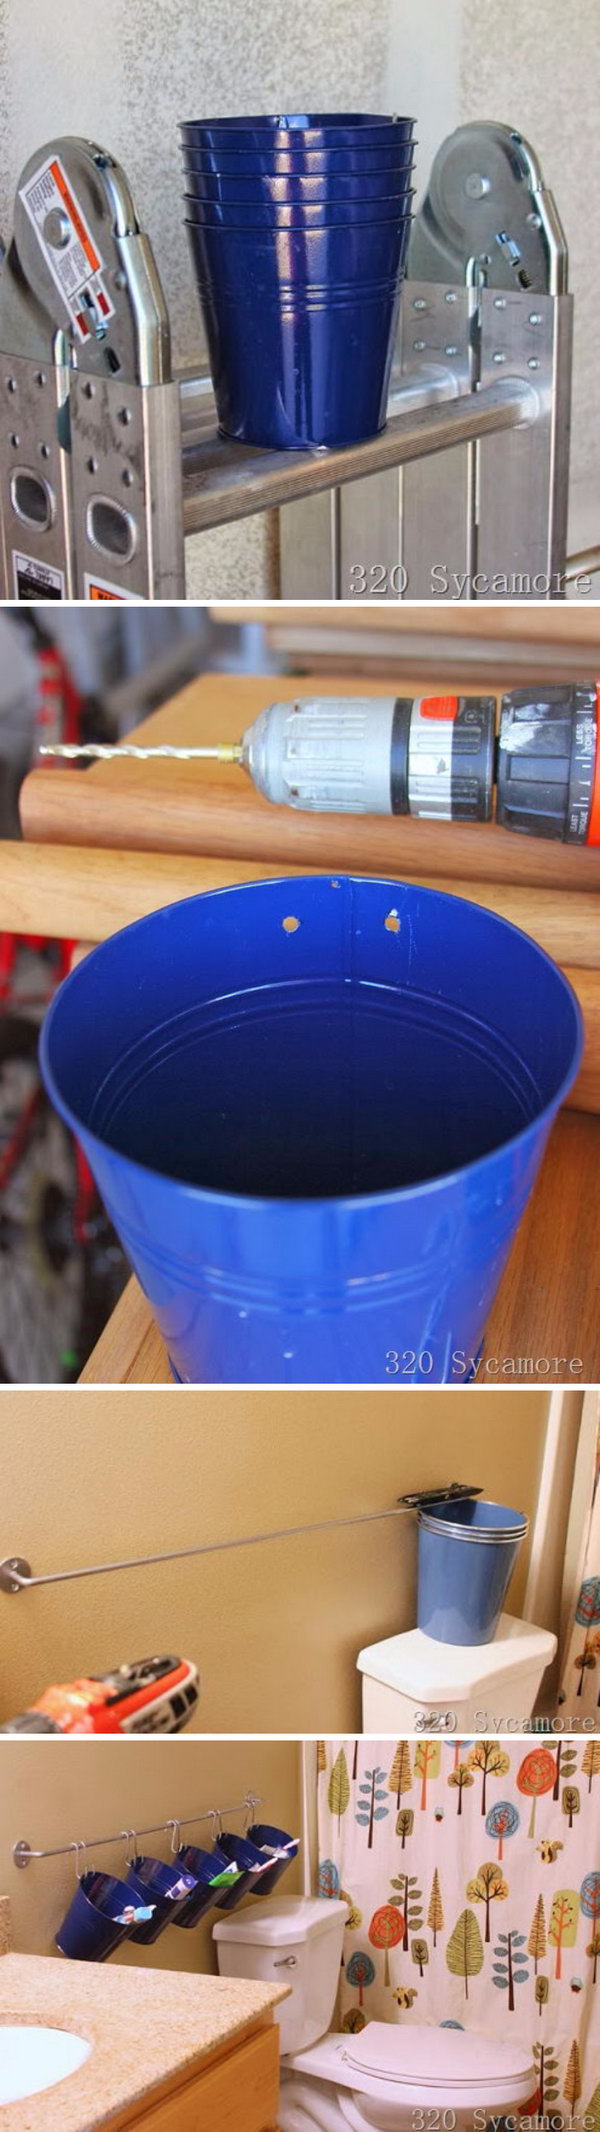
[125,1854,197,1942]
[215,1832,275,1909]
[417,1497,530,1645]
[173,1842,242,1926]
[56,1869,139,1962]
[246,1822,300,1896]
[39,874,582,1385]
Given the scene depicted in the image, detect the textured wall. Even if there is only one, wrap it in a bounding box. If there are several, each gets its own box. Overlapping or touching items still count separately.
[459,0,600,541]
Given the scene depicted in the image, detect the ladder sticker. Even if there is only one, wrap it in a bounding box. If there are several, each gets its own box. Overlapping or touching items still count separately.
[84,572,145,602]
[19,154,116,345]
[12,551,65,601]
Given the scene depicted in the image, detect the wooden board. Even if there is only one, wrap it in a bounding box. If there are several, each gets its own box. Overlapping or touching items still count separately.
[2,843,598,1109]
[211,605,600,649]
[3,841,600,969]
[80,1112,600,1385]
[19,672,600,894]
[211,605,600,682]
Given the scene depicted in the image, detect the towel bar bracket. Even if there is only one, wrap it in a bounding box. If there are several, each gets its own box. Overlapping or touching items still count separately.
[0,1557,32,1595]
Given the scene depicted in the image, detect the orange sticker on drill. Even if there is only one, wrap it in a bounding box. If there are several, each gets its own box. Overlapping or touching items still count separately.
[419,696,459,720]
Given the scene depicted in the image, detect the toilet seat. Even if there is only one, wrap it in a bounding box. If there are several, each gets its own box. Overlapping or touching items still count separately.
[345,2021,535,2101]
[284,2024,536,2129]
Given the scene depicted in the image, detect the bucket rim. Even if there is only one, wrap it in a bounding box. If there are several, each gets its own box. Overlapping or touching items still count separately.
[39,872,584,1217]
[417,1498,530,1543]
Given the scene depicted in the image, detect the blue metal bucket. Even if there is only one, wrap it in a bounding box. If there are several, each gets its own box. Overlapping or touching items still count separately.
[183,191,415,227]
[187,217,409,445]
[125,1854,197,1942]
[246,1822,300,1896]
[182,162,415,201]
[173,1841,242,1926]
[40,874,582,1385]
[417,1497,530,1645]
[180,114,416,151]
[216,1833,275,1909]
[188,213,410,277]
[56,1870,138,1962]
[181,143,417,175]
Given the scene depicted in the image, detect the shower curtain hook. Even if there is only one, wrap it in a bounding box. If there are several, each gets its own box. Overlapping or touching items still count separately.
[208,1807,222,1844]
[166,1819,181,1857]
[121,1828,137,1869]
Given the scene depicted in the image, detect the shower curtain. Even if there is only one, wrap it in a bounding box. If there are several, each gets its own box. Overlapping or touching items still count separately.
[560,1415,600,1722]
[317,1738,600,2122]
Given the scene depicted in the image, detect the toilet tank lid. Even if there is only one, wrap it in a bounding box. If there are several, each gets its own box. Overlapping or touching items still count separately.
[356,1613,557,1699]
[345,2024,535,2089]
[213,1897,348,1946]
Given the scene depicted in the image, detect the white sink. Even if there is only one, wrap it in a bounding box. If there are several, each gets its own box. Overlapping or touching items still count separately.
[0,2023,92,2104]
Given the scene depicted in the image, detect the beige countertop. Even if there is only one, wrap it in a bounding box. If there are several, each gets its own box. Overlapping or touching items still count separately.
[0,1952,287,2132]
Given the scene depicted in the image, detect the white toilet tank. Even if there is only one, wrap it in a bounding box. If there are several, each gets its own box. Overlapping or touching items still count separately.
[213,1897,348,2055]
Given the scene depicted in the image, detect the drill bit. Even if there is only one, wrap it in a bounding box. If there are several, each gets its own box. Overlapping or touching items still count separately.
[38,741,243,763]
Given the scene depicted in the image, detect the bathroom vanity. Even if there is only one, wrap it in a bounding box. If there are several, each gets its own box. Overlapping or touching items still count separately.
[0,1951,286,2131]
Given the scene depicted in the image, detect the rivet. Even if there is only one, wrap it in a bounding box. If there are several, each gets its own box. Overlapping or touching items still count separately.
[413,339,426,352]
[528,357,540,370]
[444,345,458,357]
[413,297,427,310]
[493,297,507,310]
[529,312,542,325]
[444,290,457,303]
[492,351,506,364]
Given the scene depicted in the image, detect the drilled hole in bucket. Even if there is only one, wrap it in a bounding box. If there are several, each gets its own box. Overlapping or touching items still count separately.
[282,915,301,933]
[384,910,401,933]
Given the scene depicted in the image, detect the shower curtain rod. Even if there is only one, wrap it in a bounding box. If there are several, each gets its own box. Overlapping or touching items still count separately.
[0,1484,480,1598]
[12,1793,265,1870]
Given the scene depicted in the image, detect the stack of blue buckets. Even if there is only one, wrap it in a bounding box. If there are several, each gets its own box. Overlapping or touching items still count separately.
[180,112,416,449]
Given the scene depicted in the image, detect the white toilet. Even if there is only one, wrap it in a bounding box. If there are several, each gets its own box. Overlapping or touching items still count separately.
[213,1897,536,2132]
[357,1613,557,1733]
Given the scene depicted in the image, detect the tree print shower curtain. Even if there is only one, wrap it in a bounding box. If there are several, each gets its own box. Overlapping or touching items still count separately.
[560,1416,600,1720]
[317,1739,600,2121]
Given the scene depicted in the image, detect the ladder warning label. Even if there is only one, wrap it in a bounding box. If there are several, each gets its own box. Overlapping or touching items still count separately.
[19,155,116,345]
[12,551,65,601]
[84,572,144,602]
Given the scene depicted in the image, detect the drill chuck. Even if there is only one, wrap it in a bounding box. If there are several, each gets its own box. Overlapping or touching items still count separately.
[496,686,599,842]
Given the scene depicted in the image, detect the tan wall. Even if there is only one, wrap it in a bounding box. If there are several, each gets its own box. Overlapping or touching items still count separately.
[0,1738,302,1969]
[0,1388,554,1734]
